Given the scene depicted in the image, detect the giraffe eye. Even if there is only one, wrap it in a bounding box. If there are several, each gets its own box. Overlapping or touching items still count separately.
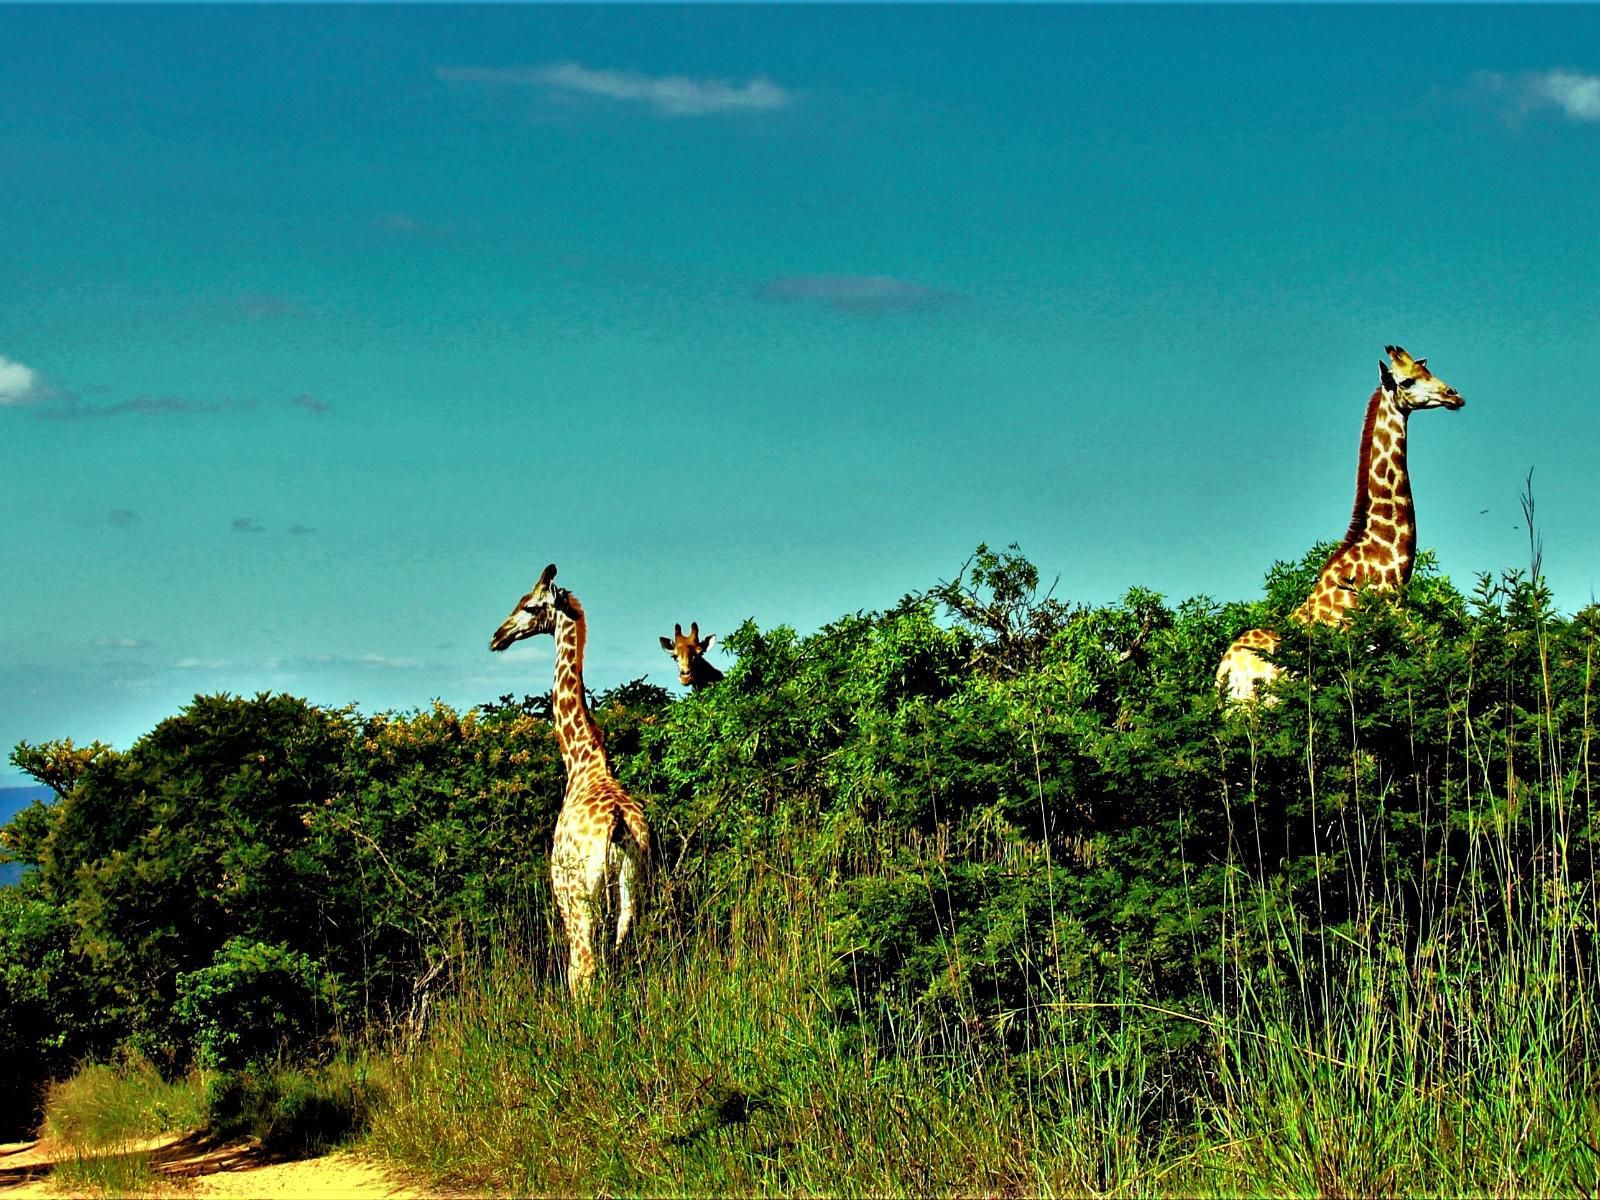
[1397,377,1417,389]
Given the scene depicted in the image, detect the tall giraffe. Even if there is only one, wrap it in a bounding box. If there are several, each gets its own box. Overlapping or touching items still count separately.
[659,621,723,689]
[490,563,650,994]
[1216,345,1464,702]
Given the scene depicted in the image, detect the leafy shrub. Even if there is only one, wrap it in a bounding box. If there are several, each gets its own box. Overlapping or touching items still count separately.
[5,539,1598,1185]
[175,938,338,1072]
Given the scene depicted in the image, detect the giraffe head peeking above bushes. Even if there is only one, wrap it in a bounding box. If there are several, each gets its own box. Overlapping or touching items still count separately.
[659,621,723,689]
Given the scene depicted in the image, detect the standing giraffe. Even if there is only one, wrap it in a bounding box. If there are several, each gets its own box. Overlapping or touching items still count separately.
[659,621,723,689]
[490,563,650,994]
[1216,346,1464,702]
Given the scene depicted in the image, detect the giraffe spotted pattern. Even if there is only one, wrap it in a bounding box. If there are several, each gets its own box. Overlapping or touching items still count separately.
[490,564,650,995]
[1217,345,1464,704]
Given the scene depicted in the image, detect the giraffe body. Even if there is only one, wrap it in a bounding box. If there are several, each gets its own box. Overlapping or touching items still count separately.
[660,621,723,689]
[1217,346,1463,703]
[491,564,650,994]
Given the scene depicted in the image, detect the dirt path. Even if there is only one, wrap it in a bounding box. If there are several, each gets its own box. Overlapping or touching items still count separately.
[0,1133,429,1198]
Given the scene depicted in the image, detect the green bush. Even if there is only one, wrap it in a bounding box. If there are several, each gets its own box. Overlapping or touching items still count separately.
[175,938,338,1072]
[5,540,1598,1191]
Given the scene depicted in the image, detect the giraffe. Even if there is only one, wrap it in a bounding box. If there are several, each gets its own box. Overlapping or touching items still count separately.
[1215,345,1464,703]
[490,563,651,995]
[659,621,723,689]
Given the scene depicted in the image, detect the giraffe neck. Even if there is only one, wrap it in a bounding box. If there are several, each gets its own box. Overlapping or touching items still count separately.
[551,607,607,780]
[1293,385,1416,625]
[688,656,724,689]
[1338,384,1415,580]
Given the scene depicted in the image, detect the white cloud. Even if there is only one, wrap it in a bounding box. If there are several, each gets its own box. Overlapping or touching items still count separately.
[91,637,150,649]
[437,62,791,118]
[1479,69,1600,123]
[0,354,38,405]
[1532,70,1600,121]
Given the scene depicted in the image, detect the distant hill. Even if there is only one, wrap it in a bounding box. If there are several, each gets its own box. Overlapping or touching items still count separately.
[0,785,53,886]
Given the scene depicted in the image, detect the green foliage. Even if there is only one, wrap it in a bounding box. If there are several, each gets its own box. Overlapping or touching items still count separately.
[7,694,353,1067]
[928,540,1070,675]
[309,701,567,1019]
[175,938,338,1072]
[0,889,121,1132]
[5,539,1599,1191]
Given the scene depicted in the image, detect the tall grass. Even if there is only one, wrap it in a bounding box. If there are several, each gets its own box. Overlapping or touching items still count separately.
[41,1057,208,1148]
[1197,535,1600,1194]
[371,606,1599,1196]
[365,858,1179,1196]
[39,1056,207,1195]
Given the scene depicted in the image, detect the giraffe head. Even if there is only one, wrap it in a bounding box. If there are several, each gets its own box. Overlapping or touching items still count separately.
[490,563,573,650]
[659,622,722,688]
[1380,345,1463,413]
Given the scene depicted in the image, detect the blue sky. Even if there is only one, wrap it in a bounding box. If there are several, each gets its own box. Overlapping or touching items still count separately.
[3,4,1599,785]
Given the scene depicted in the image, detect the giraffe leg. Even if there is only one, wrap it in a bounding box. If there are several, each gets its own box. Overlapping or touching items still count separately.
[562,905,597,997]
[610,840,642,950]
[556,835,613,997]
[552,832,601,997]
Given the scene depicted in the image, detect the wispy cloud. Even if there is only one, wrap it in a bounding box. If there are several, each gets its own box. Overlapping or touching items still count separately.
[91,637,150,649]
[301,651,424,671]
[108,509,140,528]
[287,524,317,536]
[36,394,247,420]
[231,518,266,535]
[1479,68,1600,123]
[172,650,425,675]
[437,61,792,118]
[34,394,326,421]
[761,274,955,315]
[0,354,38,405]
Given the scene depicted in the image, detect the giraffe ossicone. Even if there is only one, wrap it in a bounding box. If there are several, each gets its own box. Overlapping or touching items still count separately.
[659,621,723,689]
[490,562,651,995]
[1216,345,1464,704]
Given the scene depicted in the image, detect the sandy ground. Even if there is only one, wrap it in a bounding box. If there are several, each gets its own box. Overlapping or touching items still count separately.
[0,1132,431,1198]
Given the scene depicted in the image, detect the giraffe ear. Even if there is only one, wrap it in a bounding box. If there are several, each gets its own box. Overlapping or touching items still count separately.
[701,634,717,654]
[1378,359,1396,392]
[660,636,674,652]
